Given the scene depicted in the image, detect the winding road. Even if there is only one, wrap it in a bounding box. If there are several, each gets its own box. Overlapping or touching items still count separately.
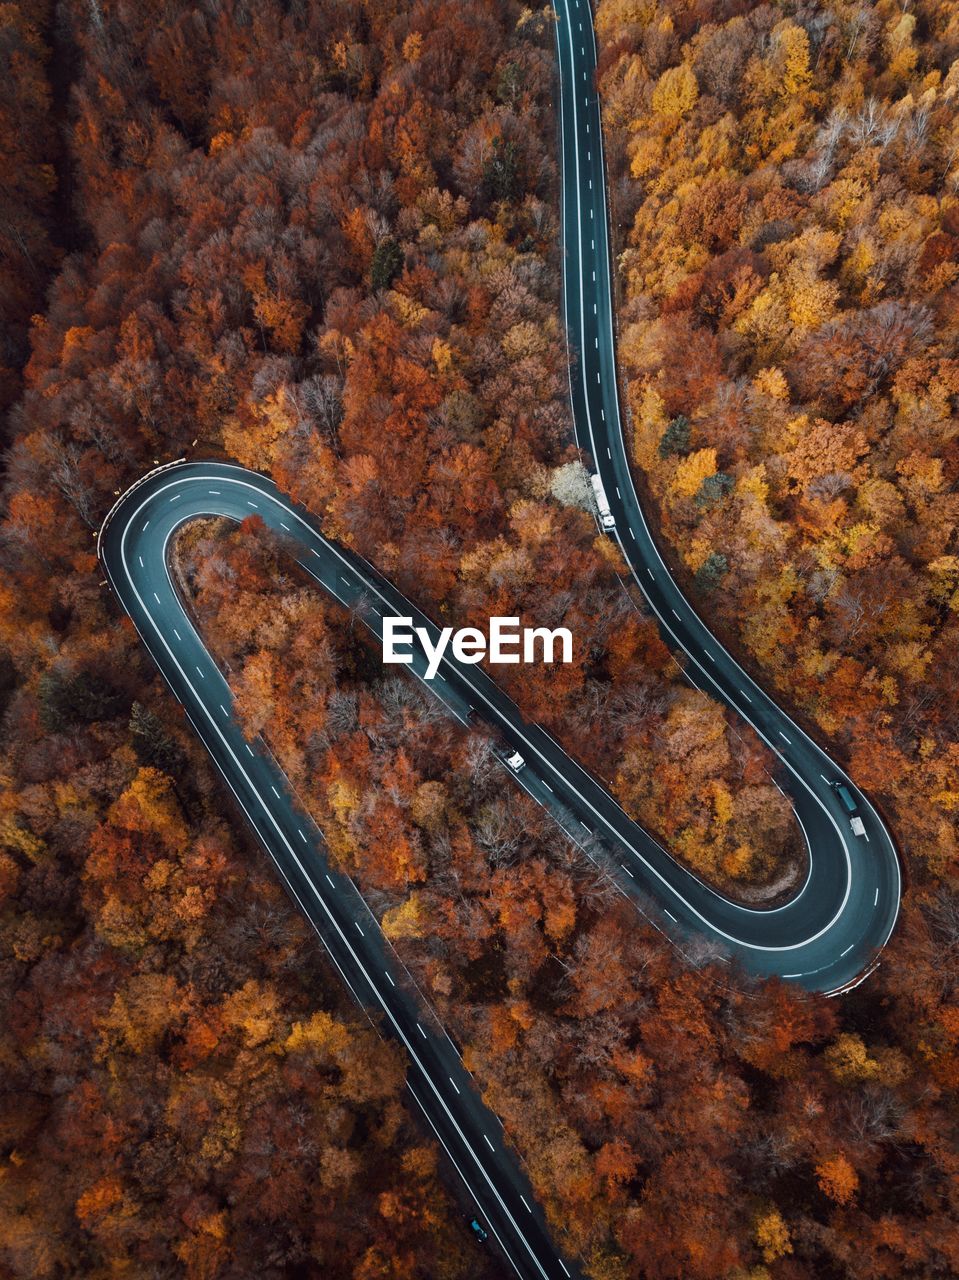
[97,2,902,1276]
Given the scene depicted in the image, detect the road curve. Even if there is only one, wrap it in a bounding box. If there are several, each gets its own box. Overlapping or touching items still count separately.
[552,0,900,993]
[96,6,902,1275]
[99,460,583,1280]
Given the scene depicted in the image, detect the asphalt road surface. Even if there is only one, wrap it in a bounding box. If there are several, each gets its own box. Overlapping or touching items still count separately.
[97,2,902,1274]
[99,466,584,1280]
[552,0,900,994]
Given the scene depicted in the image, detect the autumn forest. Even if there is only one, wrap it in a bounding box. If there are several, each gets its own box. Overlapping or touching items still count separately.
[2,0,959,1277]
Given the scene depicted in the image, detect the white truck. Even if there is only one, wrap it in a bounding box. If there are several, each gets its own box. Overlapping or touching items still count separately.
[591,473,616,530]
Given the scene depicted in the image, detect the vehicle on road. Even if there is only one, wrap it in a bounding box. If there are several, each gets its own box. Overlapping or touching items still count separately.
[833,781,857,813]
[505,750,526,772]
[470,1218,489,1244]
[832,781,866,837]
[590,473,615,530]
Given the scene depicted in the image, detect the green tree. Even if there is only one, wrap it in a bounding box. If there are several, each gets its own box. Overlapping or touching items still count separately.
[39,668,124,731]
[659,414,691,458]
[370,237,403,291]
[695,471,734,509]
[129,701,186,776]
[695,552,729,592]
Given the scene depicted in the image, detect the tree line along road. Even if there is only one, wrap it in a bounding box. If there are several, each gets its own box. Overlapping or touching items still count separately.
[97,0,902,1275]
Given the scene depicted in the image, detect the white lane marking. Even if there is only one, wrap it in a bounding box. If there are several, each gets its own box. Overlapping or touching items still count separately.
[739,689,752,703]
[173,628,181,640]
[417,1022,428,1038]
[664,909,677,922]
[841,944,854,957]
[271,785,280,797]
[562,0,891,984]
[153,592,161,603]
[521,1195,532,1212]
[326,874,335,887]
[705,651,715,662]
[280,522,290,531]
[783,972,802,979]
[821,774,830,783]
[579,821,591,831]
[194,665,205,679]
[355,921,364,936]
[406,1085,532,1280]
[208,489,220,494]
[385,971,396,987]
[247,501,258,508]
[606,447,611,458]
[449,1076,460,1094]
[555,0,865,947]
[142,520,149,531]
[139,555,144,567]
[299,829,307,840]
[246,744,255,756]
[484,1134,495,1151]
[671,609,680,620]
[118,509,552,1277]
[779,731,791,744]
[131,473,865,958]
[620,863,634,878]
[616,486,621,498]
[169,494,181,502]
[874,887,879,905]
[220,704,228,716]
[543,782,553,792]
[560,1261,571,1277]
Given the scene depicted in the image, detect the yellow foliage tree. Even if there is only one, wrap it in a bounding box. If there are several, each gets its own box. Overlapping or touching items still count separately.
[285,1010,352,1057]
[754,1207,792,1263]
[651,64,698,119]
[382,893,426,941]
[671,447,717,499]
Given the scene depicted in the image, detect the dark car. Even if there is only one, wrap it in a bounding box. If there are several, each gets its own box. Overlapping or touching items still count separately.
[832,781,857,814]
[469,1218,489,1244]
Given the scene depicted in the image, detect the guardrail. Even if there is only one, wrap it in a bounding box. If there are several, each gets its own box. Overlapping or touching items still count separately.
[96,457,187,561]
